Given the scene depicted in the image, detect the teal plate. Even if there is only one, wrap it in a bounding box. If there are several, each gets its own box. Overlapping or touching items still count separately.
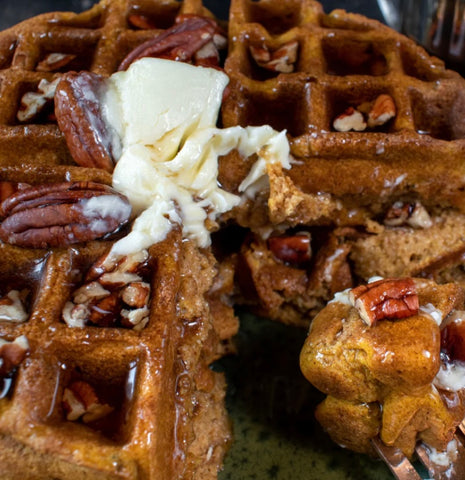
[216,313,430,480]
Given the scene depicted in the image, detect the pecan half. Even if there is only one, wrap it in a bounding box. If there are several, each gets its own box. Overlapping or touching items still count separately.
[118,14,225,71]
[0,182,131,248]
[55,72,120,171]
[268,232,311,265]
[349,278,419,326]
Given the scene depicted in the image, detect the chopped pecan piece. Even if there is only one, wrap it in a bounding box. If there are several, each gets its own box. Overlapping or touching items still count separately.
[121,282,150,308]
[17,78,59,123]
[99,271,142,289]
[86,249,149,282]
[88,292,121,327]
[0,182,131,248]
[55,72,120,171]
[333,94,396,132]
[349,277,419,326]
[62,380,114,423]
[118,14,225,70]
[73,281,110,304]
[249,40,299,73]
[367,94,396,128]
[267,232,311,265]
[0,290,29,323]
[127,14,157,30]
[384,201,433,229]
[62,249,151,330]
[36,52,76,72]
[120,306,149,331]
[333,107,366,132]
[62,302,89,328]
[0,335,30,377]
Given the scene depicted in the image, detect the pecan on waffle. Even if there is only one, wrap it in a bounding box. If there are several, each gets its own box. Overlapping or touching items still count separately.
[0,227,232,480]
[300,277,465,461]
[0,0,217,166]
[0,1,235,478]
[220,0,465,325]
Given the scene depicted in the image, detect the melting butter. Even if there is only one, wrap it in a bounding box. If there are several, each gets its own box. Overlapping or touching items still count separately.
[102,58,290,255]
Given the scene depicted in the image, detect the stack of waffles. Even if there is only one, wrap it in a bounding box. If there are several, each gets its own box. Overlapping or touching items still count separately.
[2,0,465,477]
[0,0,236,479]
[221,0,465,326]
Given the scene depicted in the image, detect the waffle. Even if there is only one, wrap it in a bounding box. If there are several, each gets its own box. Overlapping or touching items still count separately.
[0,1,235,478]
[3,0,465,477]
[218,0,465,325]
[223,0,465,219]
[0,0,219,165]
[300,277,465,458]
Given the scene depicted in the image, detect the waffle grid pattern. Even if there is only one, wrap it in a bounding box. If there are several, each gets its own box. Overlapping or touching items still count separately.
[0,1,231,478]
[0,231,205,479]
[0,0,208,165]
[223,0,465,214]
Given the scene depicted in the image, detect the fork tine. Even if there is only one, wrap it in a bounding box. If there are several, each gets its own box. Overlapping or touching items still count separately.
[414,422,465,480]
[458,418,465,438]
[415,443,447,479]
[371,438,422,480]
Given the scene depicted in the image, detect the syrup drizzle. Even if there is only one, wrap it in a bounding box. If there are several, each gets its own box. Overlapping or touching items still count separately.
[0,377,13,399]
[45,361,67,419]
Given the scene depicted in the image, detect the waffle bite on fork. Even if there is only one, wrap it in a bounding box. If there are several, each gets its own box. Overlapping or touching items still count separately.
[300,277,465,467]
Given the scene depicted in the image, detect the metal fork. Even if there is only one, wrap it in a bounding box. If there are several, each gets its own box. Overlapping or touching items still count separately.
[379,0,465,72]
[372,419,465,479]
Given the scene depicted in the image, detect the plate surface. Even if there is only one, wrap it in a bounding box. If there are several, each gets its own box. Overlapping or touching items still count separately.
[217,313,394,479]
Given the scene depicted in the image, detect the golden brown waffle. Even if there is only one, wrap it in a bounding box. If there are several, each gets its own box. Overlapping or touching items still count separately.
[218,0,465,325]
[0,229,232,480]
[300,277,465,457]
[222,0,465,222]
[4,0,465,476]
[0,1,234,479]
[0,0,215,166]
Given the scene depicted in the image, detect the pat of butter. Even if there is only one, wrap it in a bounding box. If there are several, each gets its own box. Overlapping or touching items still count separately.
[103,58,290,256]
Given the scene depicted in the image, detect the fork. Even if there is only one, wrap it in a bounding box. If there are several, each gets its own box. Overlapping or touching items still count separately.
[378,0,465,72]
[372,419,465,479]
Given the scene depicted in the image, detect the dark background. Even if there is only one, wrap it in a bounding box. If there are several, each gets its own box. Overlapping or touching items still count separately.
[1,0,385,29]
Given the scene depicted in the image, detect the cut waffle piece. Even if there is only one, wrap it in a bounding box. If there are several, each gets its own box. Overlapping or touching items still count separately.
[219,0,465,325]
[0,1,234,478]
[300,276,465,461]
[222,0,465,224]
[0,224,232,479]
